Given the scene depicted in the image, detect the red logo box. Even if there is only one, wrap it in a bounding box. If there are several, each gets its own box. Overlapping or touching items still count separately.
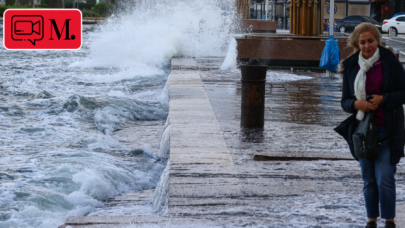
[3,9,82,50]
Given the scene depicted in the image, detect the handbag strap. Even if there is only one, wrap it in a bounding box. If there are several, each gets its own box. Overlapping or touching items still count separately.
[368,95,390,144]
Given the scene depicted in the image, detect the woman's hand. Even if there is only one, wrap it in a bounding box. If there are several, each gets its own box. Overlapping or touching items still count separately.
[353,100,377,112]
[369,94,383,107]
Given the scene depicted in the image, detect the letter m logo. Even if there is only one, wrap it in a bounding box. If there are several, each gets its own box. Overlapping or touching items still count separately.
[49,19,71,40]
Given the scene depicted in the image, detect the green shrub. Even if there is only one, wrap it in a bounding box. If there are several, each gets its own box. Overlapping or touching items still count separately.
[7,5,33,8]
[64,0,73,8]
[82,9,99,18]
[78,2,95,10]
[91,2,114,17]
[36,4,48,8]
[63,1,95,10]
[0,5,7,16]
[1,5,47,11]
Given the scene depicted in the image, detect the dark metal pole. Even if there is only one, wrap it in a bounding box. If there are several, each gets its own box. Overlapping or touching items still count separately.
[283,2,286,29]
[240,59,267,129]
[256,4,258,19]
[261,3,264,19]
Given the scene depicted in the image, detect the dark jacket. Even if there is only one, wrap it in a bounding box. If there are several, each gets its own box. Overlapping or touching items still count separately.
[339,46,405,164]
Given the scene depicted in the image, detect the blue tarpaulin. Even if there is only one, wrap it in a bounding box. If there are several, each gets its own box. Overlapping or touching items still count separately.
[320,36,340,73]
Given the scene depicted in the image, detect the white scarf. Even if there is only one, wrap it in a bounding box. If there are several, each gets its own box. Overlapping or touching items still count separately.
[354,48,380,120]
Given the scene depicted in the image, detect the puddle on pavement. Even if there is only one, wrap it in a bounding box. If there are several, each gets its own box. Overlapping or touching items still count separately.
[202,70,352,160]
[203,70,346,128]
[240,128,265,143]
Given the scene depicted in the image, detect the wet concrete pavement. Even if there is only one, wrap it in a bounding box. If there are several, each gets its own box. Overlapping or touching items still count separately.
[199,63,405,227]
[61,58,405,228]
[197,58,405,226]
[201,62,405,227]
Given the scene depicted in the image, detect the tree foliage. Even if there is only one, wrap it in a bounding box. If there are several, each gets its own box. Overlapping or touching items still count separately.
[5,0,16,6]
[48,0,62,8]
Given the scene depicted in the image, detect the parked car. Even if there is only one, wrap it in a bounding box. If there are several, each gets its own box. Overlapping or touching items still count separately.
[392,12,405,18]
[382,15,405,36]
[336,15,382,33]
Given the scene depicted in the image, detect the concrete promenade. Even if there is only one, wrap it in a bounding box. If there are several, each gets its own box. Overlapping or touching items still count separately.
[60,58,405,227]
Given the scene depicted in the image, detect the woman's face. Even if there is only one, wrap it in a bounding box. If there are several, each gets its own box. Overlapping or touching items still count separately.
[359,31,378,59]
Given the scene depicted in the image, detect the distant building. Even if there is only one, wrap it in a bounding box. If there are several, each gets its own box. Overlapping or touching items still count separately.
[324,0,370,21]
[323,0,402,22]
[250,0,289,29]
[250,0,405,26]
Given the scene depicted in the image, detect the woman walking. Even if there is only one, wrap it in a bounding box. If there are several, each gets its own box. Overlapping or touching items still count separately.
[339,23,405,228]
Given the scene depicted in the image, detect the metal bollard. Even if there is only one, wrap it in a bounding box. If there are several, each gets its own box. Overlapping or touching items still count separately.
[240,59,267,129]
[389,28,393,37]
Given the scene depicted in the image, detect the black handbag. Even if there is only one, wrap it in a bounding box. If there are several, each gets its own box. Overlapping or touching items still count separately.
[352,111,380,160]
[352,97,388,160]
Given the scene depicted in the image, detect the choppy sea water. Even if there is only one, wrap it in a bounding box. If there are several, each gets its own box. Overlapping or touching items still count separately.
[0,1,237,226]
[0,23,170,227]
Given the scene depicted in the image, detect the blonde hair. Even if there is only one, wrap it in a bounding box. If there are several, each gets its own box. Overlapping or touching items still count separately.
[347,22,381,54]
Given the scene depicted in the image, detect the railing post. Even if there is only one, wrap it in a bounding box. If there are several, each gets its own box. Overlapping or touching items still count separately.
[240,59,267,129]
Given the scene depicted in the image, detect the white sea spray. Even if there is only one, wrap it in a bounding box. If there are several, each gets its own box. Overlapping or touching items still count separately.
[221,38,238,70]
